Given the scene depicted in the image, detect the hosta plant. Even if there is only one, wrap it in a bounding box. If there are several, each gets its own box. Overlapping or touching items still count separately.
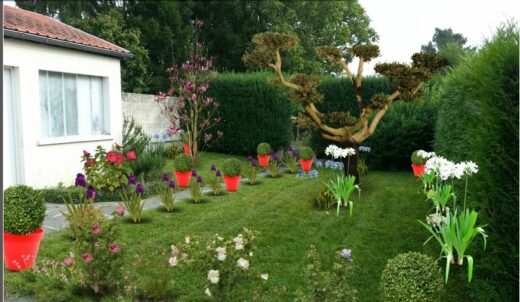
[325,175,360,217]
[120,178,146,223]
[156,173,176,212]
[283,146,299,174]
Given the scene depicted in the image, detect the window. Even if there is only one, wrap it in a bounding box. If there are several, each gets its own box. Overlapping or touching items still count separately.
[39,71,110,138]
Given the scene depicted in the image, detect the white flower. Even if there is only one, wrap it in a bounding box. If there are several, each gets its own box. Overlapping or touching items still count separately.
[169,256,178,267]
[325,144,339,157]
[233,234,244,250]
[185,236,191,244]
[426,213,447,226]
[171,245,180,257]
[463,161,478,175]
[205,288,212,297]
[249,251,253,257]
[260,273,269,281]
[345,148,356,156]
[207,270,220,284]
[216,247,226,261]
[237,258,250,270]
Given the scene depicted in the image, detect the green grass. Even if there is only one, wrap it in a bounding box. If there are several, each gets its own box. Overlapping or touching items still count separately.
[5,152,472,301]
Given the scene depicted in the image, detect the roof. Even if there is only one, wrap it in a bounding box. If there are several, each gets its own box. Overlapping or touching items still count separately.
[3,5,132,59]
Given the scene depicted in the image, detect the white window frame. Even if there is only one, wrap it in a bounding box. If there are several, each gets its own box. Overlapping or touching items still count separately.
[37,70,112,145]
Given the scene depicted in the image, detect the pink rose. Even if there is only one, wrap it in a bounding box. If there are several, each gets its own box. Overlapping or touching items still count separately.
[115,204,125,216]
[82,253,93,263]
[63,257,73,266]
[126,151,137,161]
[91,224,102,235]
[109,243,121,253]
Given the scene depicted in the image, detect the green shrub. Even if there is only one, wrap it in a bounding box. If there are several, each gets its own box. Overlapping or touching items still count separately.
[165,143,182,160]
[433,24,519,300]
[380,252,444,302]
[314,187,336,210]
[4,185,46,235]
[206,72,292,155]
[123,117,150,156]
[174,153,192,172]
[411,150,426,165]
[39,185,155,203]
[357,158,368,177]
[298,146,314,160]
[131,143,167,180]
[257,142,271,155]
[222,158,242,177]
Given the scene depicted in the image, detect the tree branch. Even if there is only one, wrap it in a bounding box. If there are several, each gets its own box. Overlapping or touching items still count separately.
[304,103,345,137]
[356,57,364,89]
[267,49,302,91]
[338,60,355,84]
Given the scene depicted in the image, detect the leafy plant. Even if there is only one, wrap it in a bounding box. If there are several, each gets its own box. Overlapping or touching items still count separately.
[82,144,135,191]
[419,208,488,283]
[189,176,204,203]
[245,159,259,184]
[4,185,46,235]
[357,157,368,177]
[222,158,242,177]
[430,184,453,213]
[283,147,299,174]
[165,143,182,160]
[380,252,444,302]
[298,146,314,161]
[267,154,282,178]
[411,150,427,165]
[123,117,150,157]
[325,175,360,217]
[314,187,337,210]
[207,166,223,195]
[61,174,98,239]
[257,142,271,156]
[174,153,193,172]
[156,173,176,212]
[120,181,146,223]
[131,143,166,180]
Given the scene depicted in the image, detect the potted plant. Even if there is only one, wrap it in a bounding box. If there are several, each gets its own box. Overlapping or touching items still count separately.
[4,185,46,271]
[411,150,428,177]
[174,153,193,187]
[299,146,314,172]
[181,131,191,155]
[222,158,242,191]
[257,142,271,167]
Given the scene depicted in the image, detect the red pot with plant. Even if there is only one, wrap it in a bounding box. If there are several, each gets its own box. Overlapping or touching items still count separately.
[411,164,425,177]
[411,150,428,177]
[174,154,193,187]
[222,158,242,191]
[4,185,46,271]
[257,142,271,167]
[298,146,314,172]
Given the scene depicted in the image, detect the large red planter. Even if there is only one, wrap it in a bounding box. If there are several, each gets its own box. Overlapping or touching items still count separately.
[223,175,241,191]
[257,155,270,167]
[4,228,44,271]
[300,159,313,172]
[175,170,192,187]
[182,144,191,155]
[411,164,425,177]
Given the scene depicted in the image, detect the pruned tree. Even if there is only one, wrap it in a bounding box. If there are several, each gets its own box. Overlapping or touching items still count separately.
[243,32,447,181]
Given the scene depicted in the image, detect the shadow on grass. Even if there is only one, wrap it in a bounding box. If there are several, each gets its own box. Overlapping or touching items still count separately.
[203,191,229,197]
[122,216,153,224]
[155,207,183,214]
[184,198,211,205]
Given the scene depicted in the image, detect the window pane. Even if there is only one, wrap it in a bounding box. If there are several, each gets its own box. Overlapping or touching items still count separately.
[48,72,64,137]
[90,77,104,135]
[64,74,78,135]
[76,75,92,136]
[39,71,50,137]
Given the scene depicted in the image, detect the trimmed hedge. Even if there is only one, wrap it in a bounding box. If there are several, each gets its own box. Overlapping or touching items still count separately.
[206,72,292,155]
[433,24,519,301]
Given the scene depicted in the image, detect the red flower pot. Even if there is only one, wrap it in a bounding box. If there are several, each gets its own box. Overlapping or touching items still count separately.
[257,155,271,167]
[4,228,44,271]
[183,144,191,155]
[411,164,425,177]
[300,159,313,172]
[175,170,192,187]
[224,175,241,191]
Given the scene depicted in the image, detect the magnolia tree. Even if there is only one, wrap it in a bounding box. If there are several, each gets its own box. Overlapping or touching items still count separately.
[243,32,447,181]
[155,20,223,161]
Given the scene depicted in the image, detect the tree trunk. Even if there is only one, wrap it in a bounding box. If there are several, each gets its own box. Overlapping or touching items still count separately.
[341,141,360,184]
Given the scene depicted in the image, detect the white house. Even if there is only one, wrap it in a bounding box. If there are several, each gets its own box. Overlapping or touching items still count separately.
[3,5,133,188]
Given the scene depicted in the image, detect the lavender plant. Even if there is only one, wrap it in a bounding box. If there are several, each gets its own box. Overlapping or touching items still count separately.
[245,157,259,185]
[120,178,146,223]
[189,175,204,203]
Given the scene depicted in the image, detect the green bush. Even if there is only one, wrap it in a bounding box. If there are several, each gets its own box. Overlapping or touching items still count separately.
[131,143,167,180]
[411,150,426,165]
[433,24,519,300]
[298,146,314,160]
[257,142,271,155]
[123,117,150,156]
[380,252,444,302]
[174,153,192,172]
[222,158,242,177]
[206,72,292,155]
[4,185,46,234]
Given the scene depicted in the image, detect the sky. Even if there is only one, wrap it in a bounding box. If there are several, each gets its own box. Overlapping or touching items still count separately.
[4,0,519,75]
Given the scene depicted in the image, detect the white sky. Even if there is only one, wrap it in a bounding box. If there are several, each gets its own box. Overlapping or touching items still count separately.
[358,0,520,74]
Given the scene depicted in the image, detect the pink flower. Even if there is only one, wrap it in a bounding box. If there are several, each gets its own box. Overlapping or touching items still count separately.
[203,97,213,106]
[126,150,137,161]
[109,243,121,253]
[63,257,73,266]
[191,93,197,101]
[204,133,213,143]
[91,224,102,235]
[82,253,93,263]
[214,117,221,123]
[115,204,125,216]
[217,130,224,138]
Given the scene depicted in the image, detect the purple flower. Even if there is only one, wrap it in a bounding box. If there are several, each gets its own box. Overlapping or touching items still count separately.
[341,248,352,261]
[272,154,280,162]
[292,151,300,158]
[75,173,86,187]
[128,175,136,185]
[251,161,257,168]
[192,170,197,177]
[216,170,222,177]
[269,149,274,155]
[169,180,176,189]
[136,183,144,195]
[197,176,203,184]
[86,186,96,200]
[288,146,293,152]
[210,165,217,171]
[247,155,253,162]
[162,173,170,182]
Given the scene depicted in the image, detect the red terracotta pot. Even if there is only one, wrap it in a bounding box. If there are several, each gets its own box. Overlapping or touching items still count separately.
[224,175,241,191]
[411,163,425,177]
[182,144,191,155]
[300,159,313,172]
[257,155,271,167]
[175,170,192,187]
[4,228,44,271]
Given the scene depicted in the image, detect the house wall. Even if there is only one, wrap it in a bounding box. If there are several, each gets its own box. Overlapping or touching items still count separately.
[121,93,179,143]
[3,39,123,188]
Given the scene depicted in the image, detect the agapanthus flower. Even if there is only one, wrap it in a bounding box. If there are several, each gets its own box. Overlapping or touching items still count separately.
[109,243,121,253]
[162,173,170,182]
[341,248,352,261]
[91,224,102,234]
[210,165,217,171]
[86,186,96,200]
[169,181,176,189]
[462,161,478,175]
[359,146,372,153]
[315,160,323,168]
[128,175,136,185]
[136,183,144,195]
[82,253,93,263]
[237,258,250,270]
[308,170,319,178]
[207,270,220,284]
[426,213,447,227]
[75,173,86,187]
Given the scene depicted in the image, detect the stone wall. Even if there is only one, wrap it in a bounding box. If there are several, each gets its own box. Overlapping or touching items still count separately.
[121,92,179,142]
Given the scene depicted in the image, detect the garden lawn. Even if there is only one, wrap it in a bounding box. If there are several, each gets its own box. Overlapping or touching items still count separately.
[5,152,470,301]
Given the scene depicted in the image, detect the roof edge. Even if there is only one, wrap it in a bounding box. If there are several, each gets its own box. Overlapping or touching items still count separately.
[4,29,134,59]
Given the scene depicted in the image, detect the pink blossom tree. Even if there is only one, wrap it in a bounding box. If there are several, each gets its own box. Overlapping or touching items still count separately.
[155,20,223,161]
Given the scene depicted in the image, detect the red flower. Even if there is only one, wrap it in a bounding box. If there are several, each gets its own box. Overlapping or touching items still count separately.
[126,151,137,161]
[115,153,125,164]
[106,151,119,163]
[83,150,91,157]
[84,159,96,167]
